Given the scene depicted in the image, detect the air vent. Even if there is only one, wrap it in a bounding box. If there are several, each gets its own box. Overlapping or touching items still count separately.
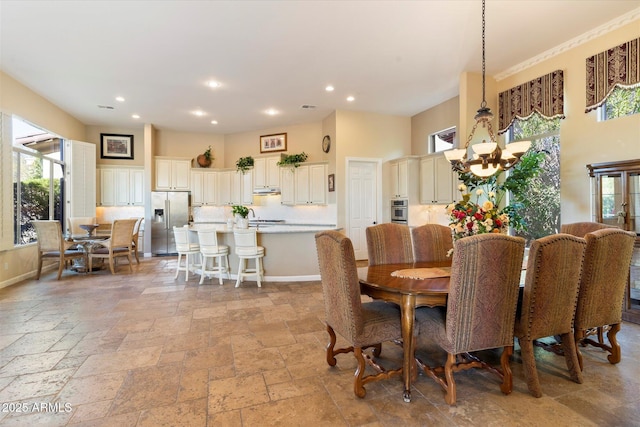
[300,104,317,109]
[98,105,114,109]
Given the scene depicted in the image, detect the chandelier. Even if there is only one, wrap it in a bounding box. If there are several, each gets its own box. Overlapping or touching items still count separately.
[444,0,530,178]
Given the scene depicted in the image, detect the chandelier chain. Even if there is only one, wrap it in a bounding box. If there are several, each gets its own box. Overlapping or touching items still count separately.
[481,0,486,109]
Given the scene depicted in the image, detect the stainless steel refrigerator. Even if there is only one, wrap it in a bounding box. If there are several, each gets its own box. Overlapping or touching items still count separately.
[151,191,191,255]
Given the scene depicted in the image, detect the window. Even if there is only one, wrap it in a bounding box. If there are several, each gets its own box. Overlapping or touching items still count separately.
[12,117,64,245]
[507,112,561,244]
[598,86,640,121]
[429,127,456,153]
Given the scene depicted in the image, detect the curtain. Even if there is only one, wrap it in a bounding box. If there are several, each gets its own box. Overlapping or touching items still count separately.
[497,70,564,135]
[585,37,640,113]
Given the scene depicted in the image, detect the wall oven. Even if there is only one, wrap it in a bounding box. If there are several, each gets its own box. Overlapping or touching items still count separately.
[391,199,408,224]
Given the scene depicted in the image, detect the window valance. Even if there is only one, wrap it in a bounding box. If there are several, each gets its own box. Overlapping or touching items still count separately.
[497,70,564,134]
[585,37,640,113]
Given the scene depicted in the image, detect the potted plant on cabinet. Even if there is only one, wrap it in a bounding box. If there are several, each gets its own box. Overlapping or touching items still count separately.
[197,145,214,168]
[277,152,308,168]
[235,156,254,174]
[232,205,251,228]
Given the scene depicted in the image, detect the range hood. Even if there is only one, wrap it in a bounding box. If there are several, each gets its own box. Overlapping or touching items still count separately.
[253,187,281,195]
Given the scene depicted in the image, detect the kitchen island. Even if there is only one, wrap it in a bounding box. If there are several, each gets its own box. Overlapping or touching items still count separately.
[188,223,340,282]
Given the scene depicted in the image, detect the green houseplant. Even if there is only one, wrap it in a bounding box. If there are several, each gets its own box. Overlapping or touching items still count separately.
[231,205,252,228]
[235,156,254,174]
[277,152,308,168]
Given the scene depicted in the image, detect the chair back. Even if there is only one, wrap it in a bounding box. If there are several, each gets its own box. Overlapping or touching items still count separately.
[366,223,413,265]
[198,229,221,253]
[109,219,137,249]
[315,230,363,341]
[131,217,143,240]
[33,220,64,252]
[518,234,586,340]
[67,216,97,235]
[446,234,525,353]
[410,224,453,262]
[560,222,617,237]
[574,228,636,331]
[234,228,258,249]
[173,226,193,252]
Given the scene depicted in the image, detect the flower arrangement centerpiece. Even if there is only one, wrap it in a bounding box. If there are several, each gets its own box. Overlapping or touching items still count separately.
[446,150,544,243]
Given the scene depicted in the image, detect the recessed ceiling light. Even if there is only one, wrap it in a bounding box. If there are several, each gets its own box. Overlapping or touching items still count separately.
[207,80,221,88]
[115,96,125,102]
[192,110,206,117]
[265,109,278,116]
[132,114,140,119]
[346,96,355,102]
[325,85,334,92]
[211,120,218,125]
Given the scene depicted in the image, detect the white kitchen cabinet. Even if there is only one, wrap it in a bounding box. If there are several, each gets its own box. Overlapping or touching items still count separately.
[253,155,283,190]
[217,169,253,206]
[98,167,144,207]
[190,170,217,206]
[281,163,327,206]
[389,157,419,201]
[419,154,457,205]
[155,157,190,190]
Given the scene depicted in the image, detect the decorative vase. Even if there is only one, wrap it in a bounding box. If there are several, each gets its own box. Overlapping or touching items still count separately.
[196,154,211,168]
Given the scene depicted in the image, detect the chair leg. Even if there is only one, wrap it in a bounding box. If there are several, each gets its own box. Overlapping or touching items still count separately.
[256,257,263,288]
[574,329,585,371]
[174,254,182,279]
[519,338,542,397]
[326,325,338,366]
[134,248,140,264]
[606,323,621,365]
[56,256,65,280]
[108,255,115,274]
[199,255,207,285]
[560,332,583,384]
[353,347,367,398]
[443,353,457,405]
[217,255,224,285]
[500,346,513,396]
[127,253,133,272]
[235,258,244,287]
[225,255,231,280]
[36,255,43,280]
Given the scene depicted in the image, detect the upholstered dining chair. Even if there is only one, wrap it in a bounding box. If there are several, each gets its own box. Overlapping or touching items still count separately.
[514,233,586,398]
[173,225,200,281]
[365,223,414,265]
[573,228,636,370]
[410,223,453,262]
[198,228,230,285]
[315,230,403,398]
[88,219,137,274]
[415,233,525,405]
[560,221,617,237]
[32,220,85,280]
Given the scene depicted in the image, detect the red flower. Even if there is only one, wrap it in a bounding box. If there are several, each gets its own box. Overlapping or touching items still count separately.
[466,221,474,230]
[495,219,502,227]
[474,212,483,221]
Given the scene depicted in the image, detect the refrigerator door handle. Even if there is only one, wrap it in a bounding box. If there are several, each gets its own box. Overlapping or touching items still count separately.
[165,199,170,230]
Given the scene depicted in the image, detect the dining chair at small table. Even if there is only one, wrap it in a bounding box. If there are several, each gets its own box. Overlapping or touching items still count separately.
[316,230,403,398]
[130,217,144,264]
[32,220,85,280]
[197,228,230,285]
[514,233,586,397]
[366,223,414,265]
[88,219,137,274]
[415,233,525,405]
[233,228,264,288]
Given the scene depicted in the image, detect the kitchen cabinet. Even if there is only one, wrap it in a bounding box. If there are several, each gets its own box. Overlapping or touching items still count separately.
[191,170,217,206]
[98,167,144,207]
[280,163,327,205]
[155,157,190,191]
[65,140,96,218]
[253,155,283,190]
[217,169,253,206]
[587,159,640,324]
[419,154,457,205]
[389,157,419,201]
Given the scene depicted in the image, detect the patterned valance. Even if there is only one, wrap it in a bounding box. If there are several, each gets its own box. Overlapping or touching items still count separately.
[585,37,640,113]
[497,70,564,134]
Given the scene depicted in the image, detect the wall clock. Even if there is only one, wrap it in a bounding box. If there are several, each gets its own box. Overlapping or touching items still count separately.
[322,135,331,153]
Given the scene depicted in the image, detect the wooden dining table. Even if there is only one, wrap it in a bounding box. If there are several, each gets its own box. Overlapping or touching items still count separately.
[357,261,453,403]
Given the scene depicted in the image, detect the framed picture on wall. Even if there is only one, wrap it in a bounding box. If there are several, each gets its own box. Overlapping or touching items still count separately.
[328,174,335,192]
[260,133,287,153]
[100,133,134,159]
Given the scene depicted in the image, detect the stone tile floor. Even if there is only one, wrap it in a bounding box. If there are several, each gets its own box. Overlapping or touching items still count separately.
[1,257,639,426]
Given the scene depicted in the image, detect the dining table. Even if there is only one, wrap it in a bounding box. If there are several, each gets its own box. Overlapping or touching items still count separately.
[68,232,111,272]
[357,261,453,403]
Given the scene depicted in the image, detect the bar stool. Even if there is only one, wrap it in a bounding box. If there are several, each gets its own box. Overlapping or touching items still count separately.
[173,226,200,280]
[197,228,230,285]
[233,228,264,287]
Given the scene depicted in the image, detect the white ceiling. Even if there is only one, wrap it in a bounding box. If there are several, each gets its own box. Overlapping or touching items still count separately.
[1,1,639,135]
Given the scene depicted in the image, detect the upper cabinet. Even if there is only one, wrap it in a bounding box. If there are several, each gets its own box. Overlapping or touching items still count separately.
[389,157,419,202]
[155,157,190,191]
[279,163,327,205]
[99,167,144,207]
[190,170,217,206]
[253,155,283,190]
[217,169,253,206]
[419,154,457,205]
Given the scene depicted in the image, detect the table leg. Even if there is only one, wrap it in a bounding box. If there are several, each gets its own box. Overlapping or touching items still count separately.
[401,294,416,403]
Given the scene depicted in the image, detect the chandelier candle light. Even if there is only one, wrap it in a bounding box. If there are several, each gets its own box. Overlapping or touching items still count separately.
[444,0,531,178]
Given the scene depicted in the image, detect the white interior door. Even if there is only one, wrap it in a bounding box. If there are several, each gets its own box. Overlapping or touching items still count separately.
[347,159,380,260]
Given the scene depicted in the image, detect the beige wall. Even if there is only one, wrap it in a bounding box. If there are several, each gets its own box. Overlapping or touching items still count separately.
[496,19,640,224]
[86,125,145,167]
[411,96,459,155]
[155,130,225,167]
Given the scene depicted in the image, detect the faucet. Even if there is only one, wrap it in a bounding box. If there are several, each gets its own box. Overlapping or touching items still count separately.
[248,208,255,218]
